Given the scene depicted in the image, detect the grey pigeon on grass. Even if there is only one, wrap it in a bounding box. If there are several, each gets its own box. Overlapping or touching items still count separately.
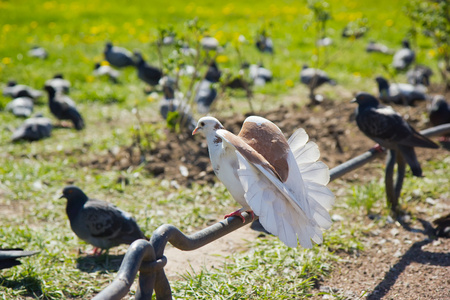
[195,79,217,114]
[392,39,415,71]
[428,95,450,127]
[351,92,439,177]
[375,76,427,106]
[93,63,120,83]
[60,186,147,255]
[134,51,163,87]
[300,65,336,89]
[407,65,433,86]
[366,41,393,55]
[11,113,52,142]
[44,85,84,130]
[3,80,43,100]
[103,42,135,68]
[0,248,39,270]
[6,97,34,117]
[28,46,48,59]
[44,74,71,94]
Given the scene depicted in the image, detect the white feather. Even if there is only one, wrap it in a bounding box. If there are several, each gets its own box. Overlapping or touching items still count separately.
[298,161,330,185]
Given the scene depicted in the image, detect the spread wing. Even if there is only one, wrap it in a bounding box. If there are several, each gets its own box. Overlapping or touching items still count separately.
[217,124,334,248]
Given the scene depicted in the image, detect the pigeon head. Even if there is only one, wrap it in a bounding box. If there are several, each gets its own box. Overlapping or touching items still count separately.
[43,84,56,96]
[60,186,88,202]
[7,80,17,87]
[402,39,411,49]
[53,73,64,79]
[105,42,113,50]
[351,92,379,107]
[375,76,389,91]
[192,116,224,136]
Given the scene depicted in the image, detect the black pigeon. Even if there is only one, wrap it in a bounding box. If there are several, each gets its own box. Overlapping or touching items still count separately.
[300,64,336,89]
[44,74,71,94]
[428,95,450,127]
[205,61,221,83]
[60,186,147,255]
[407,65,433,86]
[93,62,120,83]
[433,213,450,238]
[255,31,274,54]
[133,51,163,86]
[392,39,415,71]
[0,248,39,270]
[366,40,393,54]
[3,80,43,100]
[11,113,52,142]
[44,85,85,130]
[375,76,427,106]
[103,42,135,68]
[195,79,217,114]
[6,96,34,117]
[352,92,439,177]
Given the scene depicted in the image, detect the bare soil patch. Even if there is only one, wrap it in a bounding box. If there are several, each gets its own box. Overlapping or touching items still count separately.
[79,92,450,299]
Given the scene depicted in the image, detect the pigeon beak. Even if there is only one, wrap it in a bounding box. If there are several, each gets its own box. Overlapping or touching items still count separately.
[350,98,357,103]
[59,194,65,199]
[192,127,199,135]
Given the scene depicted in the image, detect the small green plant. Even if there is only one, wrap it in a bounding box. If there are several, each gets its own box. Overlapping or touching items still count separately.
[347,180,384,215]
[405,0,450,89]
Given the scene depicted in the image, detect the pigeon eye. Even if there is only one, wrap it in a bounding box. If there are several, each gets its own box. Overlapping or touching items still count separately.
[200,122,205,127]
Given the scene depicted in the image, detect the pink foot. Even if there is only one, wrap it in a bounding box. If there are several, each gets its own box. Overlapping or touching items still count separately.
[87,247,104,256]
[224,209,254,223]
[372,144,385,153]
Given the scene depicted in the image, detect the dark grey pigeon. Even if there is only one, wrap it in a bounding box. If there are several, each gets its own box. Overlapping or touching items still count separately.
[93,62,120,83]
[407,65,433,86]
[103,42,135,68]
[351,92,439,177]
[300,64,336,89]
[60,186,147,255]
[0,248,40,270]
[3,80,43,100]
[392,39,415,71]
[205,61,221,83]
[255,31,274,54]
[11,113,52,142]
[133,51,163,86]
[45,74,71,94]
[366,40,394,55]
[28,46,48,59]
[375,76,427,106]
[6,96,34,117]
[433,213,450,238]
[159,76,197,132]
[44,85,85,130]
[195,79,217,114]
[428,95,450,127]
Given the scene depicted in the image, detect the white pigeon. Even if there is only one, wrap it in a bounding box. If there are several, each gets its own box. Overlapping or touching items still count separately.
[193,116,335,248]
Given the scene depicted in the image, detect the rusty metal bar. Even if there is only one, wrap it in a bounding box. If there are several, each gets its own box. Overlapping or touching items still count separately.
[95,123,450,300]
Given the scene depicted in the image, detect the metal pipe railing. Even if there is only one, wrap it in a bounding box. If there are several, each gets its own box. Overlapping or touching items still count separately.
[94,123,450,300]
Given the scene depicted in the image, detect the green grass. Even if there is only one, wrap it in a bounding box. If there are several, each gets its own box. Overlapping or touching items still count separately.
[0,0,448,299]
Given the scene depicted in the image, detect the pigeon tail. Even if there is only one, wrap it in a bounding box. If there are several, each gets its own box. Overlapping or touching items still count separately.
[398,145,423,177]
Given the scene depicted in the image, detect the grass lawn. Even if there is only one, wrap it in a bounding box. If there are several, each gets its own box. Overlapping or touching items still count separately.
[0,0,447,299]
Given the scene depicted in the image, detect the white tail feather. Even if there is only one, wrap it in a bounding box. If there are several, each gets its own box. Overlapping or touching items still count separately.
[298,161,330,185]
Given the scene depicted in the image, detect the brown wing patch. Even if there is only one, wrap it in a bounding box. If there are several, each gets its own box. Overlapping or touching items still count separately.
[238,120,290,182]
[219,130,283,182]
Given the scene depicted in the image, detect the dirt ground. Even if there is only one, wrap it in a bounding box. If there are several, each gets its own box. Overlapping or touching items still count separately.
[82,88,450,299]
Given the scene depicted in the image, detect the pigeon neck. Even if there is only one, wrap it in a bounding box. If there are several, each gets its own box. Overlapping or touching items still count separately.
[66,197,88,220]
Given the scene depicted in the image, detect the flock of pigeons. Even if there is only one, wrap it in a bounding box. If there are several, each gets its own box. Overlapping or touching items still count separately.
[2,33,450,267]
